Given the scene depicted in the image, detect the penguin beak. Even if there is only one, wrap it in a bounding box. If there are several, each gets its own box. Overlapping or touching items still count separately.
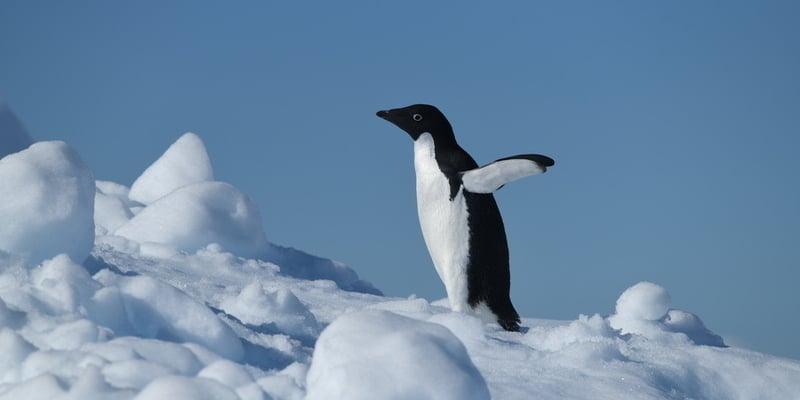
[376,109,401,126]
[376,108,417,140]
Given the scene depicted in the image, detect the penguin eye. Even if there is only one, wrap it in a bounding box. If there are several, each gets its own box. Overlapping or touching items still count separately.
[412,114,423,122]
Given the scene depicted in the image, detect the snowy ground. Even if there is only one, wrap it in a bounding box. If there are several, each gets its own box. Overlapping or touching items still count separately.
[1,133,799,399]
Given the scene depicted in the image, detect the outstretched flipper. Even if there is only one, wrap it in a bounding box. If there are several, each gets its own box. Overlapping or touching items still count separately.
[460,154,554,193]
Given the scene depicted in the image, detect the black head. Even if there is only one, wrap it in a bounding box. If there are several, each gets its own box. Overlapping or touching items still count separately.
[376,104,456,142]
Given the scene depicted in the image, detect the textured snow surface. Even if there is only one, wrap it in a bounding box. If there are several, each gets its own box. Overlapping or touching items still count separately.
[0,141,95,264]
[1,134,799,399]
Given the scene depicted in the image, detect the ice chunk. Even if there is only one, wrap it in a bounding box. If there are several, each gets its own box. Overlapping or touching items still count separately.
[115,181,269,258]
[306,309,490,400]
[0,141,95,264]
[129,132,214,205]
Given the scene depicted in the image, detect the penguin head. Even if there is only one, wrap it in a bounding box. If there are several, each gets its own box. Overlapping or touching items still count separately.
[376,104,455,142]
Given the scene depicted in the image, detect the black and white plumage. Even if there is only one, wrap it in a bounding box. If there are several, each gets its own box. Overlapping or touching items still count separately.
[376,104,554,331]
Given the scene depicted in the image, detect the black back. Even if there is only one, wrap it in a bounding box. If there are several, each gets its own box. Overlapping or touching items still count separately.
[377,104,521,331]
[464,191,519,331]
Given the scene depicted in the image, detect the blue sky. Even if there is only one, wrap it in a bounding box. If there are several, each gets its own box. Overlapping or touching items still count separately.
[2,1,798,359]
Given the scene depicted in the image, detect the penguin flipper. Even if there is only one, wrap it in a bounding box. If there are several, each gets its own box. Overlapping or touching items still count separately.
[460,154,554,193]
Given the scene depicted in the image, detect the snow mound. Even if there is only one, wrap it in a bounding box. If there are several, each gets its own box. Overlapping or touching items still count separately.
[306,309,490,400]
[129,132,214,205]
[92,271,244,361]
[115,181,269,259]
[0,141,95,264]
[220,282,319,338]
[103,132,377,294]
[0,250,322,400]
[32,254,99,315]
[94,180,136,235]
[662,309,726,347]
[0,98,33,158]
[615,281,671,321]
[609,281,725,346]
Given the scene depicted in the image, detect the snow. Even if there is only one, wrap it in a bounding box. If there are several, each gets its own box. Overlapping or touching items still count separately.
[0,141,95,264]
[116,132,267,258]
[92,271,244,361]
[1,132,799,399]
[116,181,269,259]
[613,281,671,321]
[307,309,490,400]
[608,281,725,347]
[220,283,320,339]
[135,376,240,400]
[94,180,136,236]
[128,132,214,205]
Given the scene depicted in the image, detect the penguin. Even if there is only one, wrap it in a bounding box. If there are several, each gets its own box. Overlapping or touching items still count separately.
[376,104,554,331]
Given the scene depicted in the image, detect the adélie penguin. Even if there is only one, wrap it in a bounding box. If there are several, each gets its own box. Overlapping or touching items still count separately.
[376,104,554,331]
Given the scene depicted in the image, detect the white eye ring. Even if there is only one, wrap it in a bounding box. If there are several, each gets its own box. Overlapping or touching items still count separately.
[412,114,423,122]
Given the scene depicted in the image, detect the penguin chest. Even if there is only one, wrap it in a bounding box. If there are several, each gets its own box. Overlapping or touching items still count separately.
[413,135,470,310]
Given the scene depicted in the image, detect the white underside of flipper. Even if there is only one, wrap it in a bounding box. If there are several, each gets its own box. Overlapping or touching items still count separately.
[461,158,546,193]
[413,133,470,312]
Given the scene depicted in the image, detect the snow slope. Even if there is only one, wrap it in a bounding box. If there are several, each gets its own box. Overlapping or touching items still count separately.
[1,134,798,399]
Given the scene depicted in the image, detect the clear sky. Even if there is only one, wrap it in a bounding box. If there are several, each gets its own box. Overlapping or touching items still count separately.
[2,1,798,359]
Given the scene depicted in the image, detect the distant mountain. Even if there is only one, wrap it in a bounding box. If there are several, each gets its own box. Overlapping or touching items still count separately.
[0,97,34,158]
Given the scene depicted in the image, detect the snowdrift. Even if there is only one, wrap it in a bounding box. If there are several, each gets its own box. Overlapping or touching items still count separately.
[1,133,798,399]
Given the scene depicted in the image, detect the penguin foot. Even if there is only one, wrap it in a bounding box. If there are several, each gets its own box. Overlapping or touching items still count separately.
[498,317,521,332]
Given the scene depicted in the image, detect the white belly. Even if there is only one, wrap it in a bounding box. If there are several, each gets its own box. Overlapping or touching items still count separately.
[413,134,470,312]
